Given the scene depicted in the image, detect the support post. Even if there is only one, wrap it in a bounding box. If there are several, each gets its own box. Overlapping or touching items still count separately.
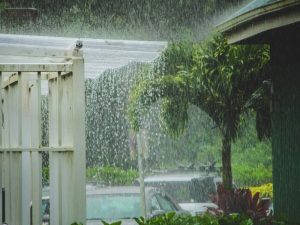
[137,132,146,218]
[271,41,300,223]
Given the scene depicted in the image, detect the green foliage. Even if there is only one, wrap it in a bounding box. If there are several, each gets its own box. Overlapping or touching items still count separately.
[156,41,194,76]
[42,167,49,186]
[233,164,272,187]
[211,184,270,222]
[103,213,292,225]
[86,166,138,185]
[1,0,244,40]
[43,166,138,186]
[101,220,122,225]
[232,116,272,187]
[128,34,271,188]
[191,34,271,140]
[249,183,273,199]
[0,2,6,12]
[129,34,270,139]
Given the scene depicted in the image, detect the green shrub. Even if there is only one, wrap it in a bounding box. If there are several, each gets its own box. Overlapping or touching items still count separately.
[102,212,292,225]
[43,166,138,186]
[233,164,272,187]
[86,166,138,185]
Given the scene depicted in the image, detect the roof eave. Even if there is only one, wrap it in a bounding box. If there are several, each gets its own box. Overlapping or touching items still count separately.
[216,0,300,43]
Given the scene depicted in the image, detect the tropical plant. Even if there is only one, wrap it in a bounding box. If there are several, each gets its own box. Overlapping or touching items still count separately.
[102,212,291,225]
[249,183,273,199]
[211,184,271,222]
[128,34,271,189]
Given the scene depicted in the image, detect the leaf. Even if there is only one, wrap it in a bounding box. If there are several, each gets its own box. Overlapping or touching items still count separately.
[134,217,145,225]
[166,212,176,220]
[111,221,122,225]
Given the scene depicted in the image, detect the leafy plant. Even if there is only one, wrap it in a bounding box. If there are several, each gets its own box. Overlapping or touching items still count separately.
[211,184,271,223]
[134,212,218,225]
[128,34,271,190]
[101,220,122,225]
[70,222,83,225]
[101,212,292,225]
[249,183,273,199]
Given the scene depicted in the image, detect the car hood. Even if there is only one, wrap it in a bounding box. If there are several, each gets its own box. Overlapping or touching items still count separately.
[178,202,217,215]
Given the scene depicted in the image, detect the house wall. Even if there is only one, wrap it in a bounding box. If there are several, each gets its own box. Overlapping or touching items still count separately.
[271,40,300,223]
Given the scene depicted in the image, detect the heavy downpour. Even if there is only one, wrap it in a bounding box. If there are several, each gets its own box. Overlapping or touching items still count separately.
[0,0,300,225]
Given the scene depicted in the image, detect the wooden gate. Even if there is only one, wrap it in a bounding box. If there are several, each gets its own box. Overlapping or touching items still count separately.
[0,45,86,225]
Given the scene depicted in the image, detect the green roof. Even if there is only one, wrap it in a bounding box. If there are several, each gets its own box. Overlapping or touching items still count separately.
[217,0,300,43]
[232,0,280,19]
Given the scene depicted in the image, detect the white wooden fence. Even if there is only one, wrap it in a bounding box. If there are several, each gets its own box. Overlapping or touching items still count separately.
[0,45,86,225]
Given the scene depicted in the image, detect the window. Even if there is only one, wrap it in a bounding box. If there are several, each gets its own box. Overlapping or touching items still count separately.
[150,196,161,212]
[86,194,142,220]
[155,194,177,212]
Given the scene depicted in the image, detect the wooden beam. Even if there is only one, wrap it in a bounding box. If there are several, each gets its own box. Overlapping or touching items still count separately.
[0,147,74,152]
[0,63,73,72]
[0,43,72,58]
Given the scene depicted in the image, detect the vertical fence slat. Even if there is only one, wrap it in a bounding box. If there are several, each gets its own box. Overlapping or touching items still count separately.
[8,81,22,225]
[21,73,32,225]
[2,83,10,225]
[0,72,2,223]
[10,152,22,225]
[58,72,62,147]
[61,74,74,225]
[31,72,42,225]
[11,72,22,225]
[31,153,42,225]
[49,75,62,225]
[3,153,10,225]
[0,153,2,224]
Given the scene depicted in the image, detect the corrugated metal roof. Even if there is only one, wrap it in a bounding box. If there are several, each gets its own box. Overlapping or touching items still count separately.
[0,34,167,79]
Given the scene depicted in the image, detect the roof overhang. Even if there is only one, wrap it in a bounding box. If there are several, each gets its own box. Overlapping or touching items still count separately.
[216,0,300,44]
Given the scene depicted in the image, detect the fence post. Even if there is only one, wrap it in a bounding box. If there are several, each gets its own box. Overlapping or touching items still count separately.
[70,48,86,225]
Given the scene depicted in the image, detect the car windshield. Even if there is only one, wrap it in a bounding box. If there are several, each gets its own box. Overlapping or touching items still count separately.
[145,177,217,203]
[86,193,142,220]
[42,199,49,215]
[145,181,192,203]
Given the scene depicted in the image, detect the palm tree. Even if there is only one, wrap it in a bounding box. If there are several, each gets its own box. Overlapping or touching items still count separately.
[128,34,271,189]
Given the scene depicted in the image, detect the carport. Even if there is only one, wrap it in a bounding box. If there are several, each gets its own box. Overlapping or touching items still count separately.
[217,0,300,222]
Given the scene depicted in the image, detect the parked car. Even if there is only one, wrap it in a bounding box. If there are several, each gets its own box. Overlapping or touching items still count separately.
[140,172,224,215]
[42,185,185,225]
[41,196,50,225]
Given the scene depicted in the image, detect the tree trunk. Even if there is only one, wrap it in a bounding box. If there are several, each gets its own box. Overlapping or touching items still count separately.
[221,137,232,190]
